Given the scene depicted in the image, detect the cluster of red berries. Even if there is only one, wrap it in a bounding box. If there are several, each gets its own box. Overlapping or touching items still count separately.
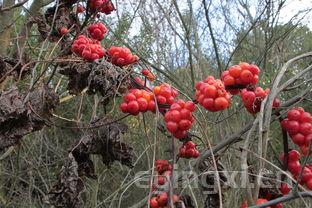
[195,76,231,112]
[141,69,156,82]
[240,87,280,114]
[279,150,312,190]
[164,100,196,139]
[88,0,115,14]
[149,160,179,208]
[87,22,108,40]
[240,198,282,208]
[281,107,312,151]
[178,141,199,158]
[107,46,139,67]
[221,62,260,95]
[149,192,179,208]
[72,35,105,61]
[119,89,155,115]
[154,160,172,187]
[153,84,178,109]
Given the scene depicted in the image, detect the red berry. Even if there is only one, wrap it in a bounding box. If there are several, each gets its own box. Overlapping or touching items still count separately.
[292,133,306,146]
[157,192,168,206]
[288,150,301,161]
[301,167,312,183]
[287,120,300,135]
[287,109,301,121]
[60,27,69,35]
[127,100,139,115]
[166,122,178,133]
[120,103,128,113]
[228,65,242,78]
[149,197,159,208]
[157,95,167,104]
[273,98,281,108]
[185,101,196,112]
[124,93,136,102]
[288,161,301,175]
[214,97,229,110]
[241,91,256,106]
[279,183,291,195]
[223,75,235,86]
[137,98,148,112]
[157,176,166,185]
[240,70,253,84]
[300,112,312,123]
[185,141,196,149]
[178,119,192,131]
[299,122,312,135]
[168,110,181,123]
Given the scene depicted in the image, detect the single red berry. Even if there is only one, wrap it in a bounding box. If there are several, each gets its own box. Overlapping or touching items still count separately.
[299,112,312,123]
[214,97,229,110]
[299,122,312,135]
[157,192,168,206]
[120,103,128,113]
[286,120,300,135]
[288,150,301,161]
[240,70,253,84]
[287,109,301,121]
[228,65,242,78]
[178,119,192,131]
[149,197,159,208]
[279,183,291,195]
[127,100,139,115]
[137,98,148,112]
[291,133,306,146]
[185,101,196,112]
[166,122,178,133]
[59,27,69,35]
[288,161,301,175]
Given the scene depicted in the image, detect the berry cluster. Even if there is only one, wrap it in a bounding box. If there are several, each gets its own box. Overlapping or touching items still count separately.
[281,107,312,149]
[141,69,156,82]
[153,83,178,109]
[107,46,139,66]
[154,160,172,187]
[88,0,115,14]
[149,192,179,208]
[195,76,231,112]
[87,22,108,40]
[150,160,179,208]
[279,150,312,190]
[119,89,155,115]
[221,62,260,95]
[240,87,280,114]
[164,100,196,139]
[72,35,105,61]
[179,141,199,158]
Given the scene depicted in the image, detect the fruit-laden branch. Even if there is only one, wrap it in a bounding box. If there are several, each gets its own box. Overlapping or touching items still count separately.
[197,86,311,167]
